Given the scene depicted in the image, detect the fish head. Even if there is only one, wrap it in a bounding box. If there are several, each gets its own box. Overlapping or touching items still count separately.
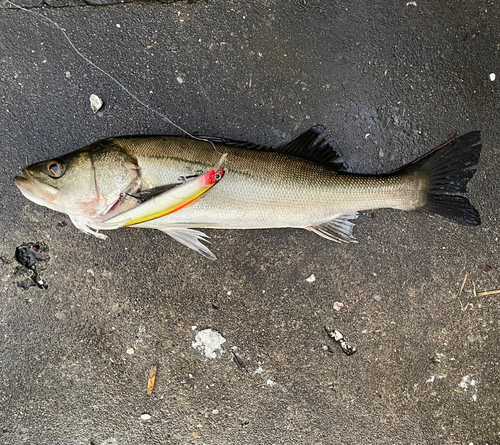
[14,140,141,219]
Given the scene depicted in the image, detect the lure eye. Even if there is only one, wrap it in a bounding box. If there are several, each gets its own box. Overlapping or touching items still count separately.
[46,159,65,178]
[214,172,222,180]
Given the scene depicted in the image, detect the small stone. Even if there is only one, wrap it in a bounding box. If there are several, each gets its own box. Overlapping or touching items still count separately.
[212,409,219,415]
[489,73,496,81]
[116,24,121,28]
[140,413,151,421]
[176,75,184,84]
[90,94,104,114]
[373,295,382,302]
[333,301,344,311]
[65,71,71,78]
[126,348,134,355]
[306,274,316,283]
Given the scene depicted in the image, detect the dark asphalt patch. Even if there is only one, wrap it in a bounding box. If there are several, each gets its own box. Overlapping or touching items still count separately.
[15,242,50,290]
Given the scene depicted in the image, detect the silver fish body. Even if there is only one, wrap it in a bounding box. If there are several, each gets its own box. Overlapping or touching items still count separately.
[112,136,425,230]
[14,127,482,258]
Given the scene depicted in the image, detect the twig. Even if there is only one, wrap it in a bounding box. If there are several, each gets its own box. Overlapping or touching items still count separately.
[457,272,500,311]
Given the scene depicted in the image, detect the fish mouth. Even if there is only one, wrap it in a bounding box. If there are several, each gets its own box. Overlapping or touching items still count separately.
[14,169,58,202]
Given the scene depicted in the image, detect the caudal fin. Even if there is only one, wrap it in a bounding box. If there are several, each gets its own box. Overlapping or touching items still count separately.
[405,132,481,226]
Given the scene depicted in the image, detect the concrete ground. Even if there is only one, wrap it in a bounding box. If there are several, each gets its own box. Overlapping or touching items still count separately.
[1,1,499,444]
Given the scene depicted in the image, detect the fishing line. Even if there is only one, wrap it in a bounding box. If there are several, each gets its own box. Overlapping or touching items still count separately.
[6,0,231,161]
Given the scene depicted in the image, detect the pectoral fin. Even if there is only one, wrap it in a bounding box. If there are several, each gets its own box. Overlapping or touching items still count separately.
[307,213,358,243]
[160,228,216,260]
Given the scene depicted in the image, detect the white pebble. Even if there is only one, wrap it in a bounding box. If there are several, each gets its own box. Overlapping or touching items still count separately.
[489,73,496,81]
[126,348,134,355]
[65,71,71,78]
[333,301,344,311]
[140,414,151,421]
[116,24,121,28]
[306,274,316,283]
[176,76,184,84]
[90,94,103,114]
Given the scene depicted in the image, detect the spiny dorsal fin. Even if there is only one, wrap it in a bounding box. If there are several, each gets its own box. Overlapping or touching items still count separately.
[197,125,348,172]
[276,125,347,172]
[307,213,358,243]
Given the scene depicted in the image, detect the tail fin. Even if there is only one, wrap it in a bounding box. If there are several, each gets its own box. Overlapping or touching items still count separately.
[404,132,482,226]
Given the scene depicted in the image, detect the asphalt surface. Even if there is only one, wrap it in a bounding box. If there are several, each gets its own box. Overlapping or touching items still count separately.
[1,1,499,444]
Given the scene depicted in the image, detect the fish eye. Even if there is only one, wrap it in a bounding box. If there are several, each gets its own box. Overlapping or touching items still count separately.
[46,159,65,178]
[214,172,222,180]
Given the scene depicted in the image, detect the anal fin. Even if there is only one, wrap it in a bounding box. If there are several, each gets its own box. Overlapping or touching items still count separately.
[159,227,216,260]
[307,213,358,243]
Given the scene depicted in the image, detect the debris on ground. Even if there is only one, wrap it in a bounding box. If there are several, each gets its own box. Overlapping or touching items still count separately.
[426,374,447,383]
[15,242,49,290]
[266,379,287,393]
[306,274,316,283]
[147,364,158,395]
[231,347,246,371]
[90,94,104,114]
[333,301,343,311]
[140,413,151,421]
[457,272,500,311]
[324,326,357,356]
[459,375,478,402]
[253,364,264,375]
[192,328,226,359]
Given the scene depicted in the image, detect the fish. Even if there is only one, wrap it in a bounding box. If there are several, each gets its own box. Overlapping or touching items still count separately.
[14,126,482,259]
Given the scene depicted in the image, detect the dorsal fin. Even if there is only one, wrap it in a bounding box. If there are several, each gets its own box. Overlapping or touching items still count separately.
[276,125,347,172]
[196,125,348,172]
